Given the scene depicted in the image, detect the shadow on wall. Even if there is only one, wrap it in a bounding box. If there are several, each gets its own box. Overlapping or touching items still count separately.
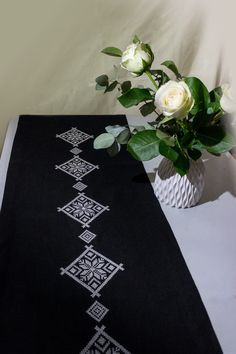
[199,154,236,205]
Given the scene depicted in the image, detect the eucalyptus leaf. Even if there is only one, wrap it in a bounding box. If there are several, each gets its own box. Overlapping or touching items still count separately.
[95,74,109,87]
[139,101,156,116]
[107,141,121,157]
[116,128,130,144]
[118,88,153,108]
[104,81,118,93]
[127,130,160,161]
[101,47,123,57]
[95,83,106,91]
[121,81,132,93]
[93,133,115,149]
[161,60,181,78]
[105,125,127,137]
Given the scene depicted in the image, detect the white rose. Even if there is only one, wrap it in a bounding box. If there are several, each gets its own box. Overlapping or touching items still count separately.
[220,84,236,114]
[154,80,194,119]
[121,41,153,76]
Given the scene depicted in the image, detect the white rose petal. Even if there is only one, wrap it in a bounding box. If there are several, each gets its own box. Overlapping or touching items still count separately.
[220,84,236,114]
[154,80,194,119]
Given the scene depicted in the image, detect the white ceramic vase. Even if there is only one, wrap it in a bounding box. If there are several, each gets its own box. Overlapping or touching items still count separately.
[153,157,205,208]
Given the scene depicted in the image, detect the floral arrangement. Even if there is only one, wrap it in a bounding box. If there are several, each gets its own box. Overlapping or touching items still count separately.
[94,36,235,175]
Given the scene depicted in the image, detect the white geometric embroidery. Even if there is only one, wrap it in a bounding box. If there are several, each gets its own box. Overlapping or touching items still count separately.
[86,301,109,322]
[57,193,109,228]
[80,325,131,354]
[55,156,99,181]
[79,230,97,244]
[56,127,93,146]
[73,181,88,192]
[70,147,82,155]
[60,245,124,298]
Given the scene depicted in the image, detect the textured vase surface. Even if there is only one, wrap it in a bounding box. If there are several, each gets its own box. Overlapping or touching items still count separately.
[154,158,205,208]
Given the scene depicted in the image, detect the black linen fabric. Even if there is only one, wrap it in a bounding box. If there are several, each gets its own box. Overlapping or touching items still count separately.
[0,115,222,354]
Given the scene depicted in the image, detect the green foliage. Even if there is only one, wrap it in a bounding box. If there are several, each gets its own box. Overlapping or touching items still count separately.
[101,47,123,57]
[133,34,140,43]
[159,140,179,162]
[121,81,132,93]
[95,75,109,87]
[161,60,181,79]
[93,133,115,149]
[118,88,153,108]
[139,101,156,116]
[184,77,210,114]
[94,38,233,175]
[107,141,120,157]
[116,128,130,144]
[127,130,160,161]
[104,81,118,93]
[173,154,190,176]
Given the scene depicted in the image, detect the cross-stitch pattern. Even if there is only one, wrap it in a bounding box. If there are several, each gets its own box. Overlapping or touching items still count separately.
[86,301,109,322]
[56,127,93,146]
[55,156,99,181]
[60,245,124,298]
[57,193,109,228]
[80,325,131,354]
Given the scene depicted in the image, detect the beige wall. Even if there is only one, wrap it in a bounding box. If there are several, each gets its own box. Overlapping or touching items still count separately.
[0,0,235,150]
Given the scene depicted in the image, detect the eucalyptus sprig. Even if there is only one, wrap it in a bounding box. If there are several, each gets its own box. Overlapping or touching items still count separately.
[94,36,235,175]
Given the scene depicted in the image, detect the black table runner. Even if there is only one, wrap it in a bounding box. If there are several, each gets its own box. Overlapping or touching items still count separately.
[0,115,222,354]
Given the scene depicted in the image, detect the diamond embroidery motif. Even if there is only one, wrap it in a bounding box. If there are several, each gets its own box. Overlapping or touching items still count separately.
[86,301,109,322]
[79,230,97,244]
[70,147,82,155]
[55,156,99,181]
[56,127,93,146]
[80,325,131,354]
[73,181,87,192]
[60,245,124,298]
[58,193,109,228]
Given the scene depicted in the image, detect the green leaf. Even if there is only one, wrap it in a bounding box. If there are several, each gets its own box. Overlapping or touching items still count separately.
[101,47,123,57]
[118,88,153,108]
[105,125,126,137]
[139,101,156,116]
[95,83,106,91]
[207,101,221,115]
[133,34,140,44]
[161,60,181,78]
[159,140,179,162]
[206,133,235,154]
[187,148,202,160]
[127,130,160,161]
[107,141,120,157]
[184,77,210,114]
[173,154,190,176]
[159,115,176,125]
[104,81,118,93]
[95,74,109,87]
[121,81,132,93]
[93,133,115,149]
[196,126,225,146]
[150,70,170,85]
[116,128,130,144]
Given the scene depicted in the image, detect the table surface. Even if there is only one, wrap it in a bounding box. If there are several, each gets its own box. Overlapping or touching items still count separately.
[0,116,236,354]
